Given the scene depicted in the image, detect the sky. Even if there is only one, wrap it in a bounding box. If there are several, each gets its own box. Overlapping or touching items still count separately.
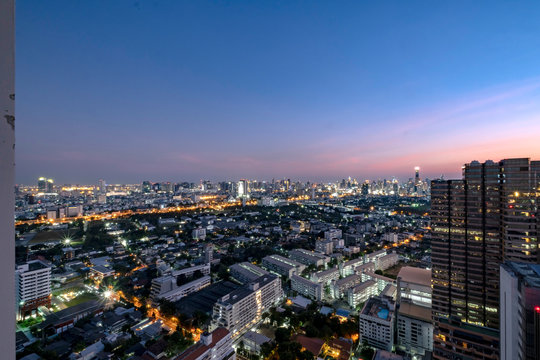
[16,1,540,184]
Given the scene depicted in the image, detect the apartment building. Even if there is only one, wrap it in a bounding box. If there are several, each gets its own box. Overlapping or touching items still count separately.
[347,280,378,308]
[261,255,305,278]
[211,274,283,338]
[359,296,395,352]
[291,274,323,300]
[173,327,235,360]
[16,260,51,320]
[151,275,211,303]
[229,262,269,284]
[288,249,330,268]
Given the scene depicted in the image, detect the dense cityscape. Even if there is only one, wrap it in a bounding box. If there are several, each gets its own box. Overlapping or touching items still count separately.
[5,2,540,360]
[12,159,540,360]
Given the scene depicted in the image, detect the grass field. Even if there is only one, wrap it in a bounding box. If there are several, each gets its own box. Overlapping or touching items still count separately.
[64,292,99,307]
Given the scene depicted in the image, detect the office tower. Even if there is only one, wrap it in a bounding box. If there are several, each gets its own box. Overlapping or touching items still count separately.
[430,158,540,359]
[38,177,47,192]
[16,260,52,320]
[500,262,540,360]
[361,181,369,196]
[414,167,420,194]
[237,179,249,198]
[98,179,106,194]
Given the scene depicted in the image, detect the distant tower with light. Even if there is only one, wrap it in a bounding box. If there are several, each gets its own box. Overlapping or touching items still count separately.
[414,166,420,194]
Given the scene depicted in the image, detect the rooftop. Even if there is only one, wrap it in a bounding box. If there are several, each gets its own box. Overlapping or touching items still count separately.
[397,266,431,286]
[361,297,393,321]
[398,301,431,322]
[173,327,230,360]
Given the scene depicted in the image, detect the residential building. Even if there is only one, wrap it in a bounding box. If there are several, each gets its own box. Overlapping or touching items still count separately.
[261,255,305,278]
[311,267,340,285]
[332,274,362,299]
[211,274,283,337]
[151,275,211,303]
[229,262,269,284]
[288,249,330,268]
[173,328,235,360]
[347,280,378,308]
[315,240,333,255]
[16,260,51,320]
[359,296,395,351]
[291,274,323,300]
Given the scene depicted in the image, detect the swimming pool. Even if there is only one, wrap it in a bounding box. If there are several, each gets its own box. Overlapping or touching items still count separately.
[377,308,389,319]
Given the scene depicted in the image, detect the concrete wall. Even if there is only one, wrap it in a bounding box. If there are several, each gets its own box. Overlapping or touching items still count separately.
[0,0,15,357]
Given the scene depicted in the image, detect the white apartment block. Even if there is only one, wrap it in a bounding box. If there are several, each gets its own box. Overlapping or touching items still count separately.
[229,262,269,284]
[16,260,51,319]
[261,255,305,278]
[347,280,378,308]
[211,274,283,338]
[376,252,399,271]
[332,274,362,299]
[288,249,330,268]
[291,274,323,300]
[311,267,340,285]
[359,296,395,352]
[151,275,211,303]
[340,258,374,277]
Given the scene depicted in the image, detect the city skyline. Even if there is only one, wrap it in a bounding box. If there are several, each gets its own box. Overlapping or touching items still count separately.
[15,1,540,184]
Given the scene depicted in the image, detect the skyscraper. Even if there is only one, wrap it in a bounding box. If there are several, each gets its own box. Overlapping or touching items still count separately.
[98,179,106,194]
[430,158,540,359]
[414,166,420,194]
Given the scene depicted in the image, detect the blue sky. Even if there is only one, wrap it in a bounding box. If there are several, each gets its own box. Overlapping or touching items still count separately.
[16,1,540,184]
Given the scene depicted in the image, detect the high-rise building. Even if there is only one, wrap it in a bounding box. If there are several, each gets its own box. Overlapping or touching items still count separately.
[430,158,540,359]
[237,179,249,198]
[38,177,54,193]
[98,179,106,194]
[141,180,152,193]
[414,167,420,194]
[500,262,540,360]
[16,260,51,320]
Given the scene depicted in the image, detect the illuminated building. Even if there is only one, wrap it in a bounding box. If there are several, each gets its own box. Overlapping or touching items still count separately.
[430,158,540,359]
[347,280,378,308]
[16,260,51,320]
[396,267,433,358]
[173,328,235,360]
[237,179,249,198]
[414,166,420,194]
[38,177,54,193]
[211,274,283,338]
[141,180,152,193]
[359,296,395,351]
[151,275,211,303]
[315,239,333,255]
[500,262,540,360]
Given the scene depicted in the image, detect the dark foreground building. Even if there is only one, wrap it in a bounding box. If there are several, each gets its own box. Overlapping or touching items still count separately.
[430,158,540,359]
